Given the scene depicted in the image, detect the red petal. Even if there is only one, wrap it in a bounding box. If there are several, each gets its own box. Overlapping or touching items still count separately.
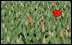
[53,10,61,17]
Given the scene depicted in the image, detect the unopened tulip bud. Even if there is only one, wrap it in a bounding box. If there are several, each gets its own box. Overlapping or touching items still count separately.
[5,27,7,33]
[69,32,71,38]
[51,32,54,37]
[9,11,11,16]
[55,6,57,9]
[62,1,63,3]
[62,12,64,17]
[67,24,69,30]
[5,5,7,9]
[11,1,14,3]
[7,36,10,43]
[45,11,47,20]
[42,8,44,11]
[21,3,23,7]
[2,23,5,28]
[52,1,54,6]
[11,19,13,24]
[16,38,20,44]
[27,13,30,17]
[25,19,28,26]
[29,17,32,24]
[12,7,14,11]
[42,16,44,20]
[25,4,27,7]
[66,30,68,38]
[41,22,45,33]
[64,4,66,9]
[16,12,18,18]
[31,7,33,11]
[37,21,39,26]
[60,29,63,37]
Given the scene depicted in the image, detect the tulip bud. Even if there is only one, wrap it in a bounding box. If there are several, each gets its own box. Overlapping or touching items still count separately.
[11,1,14,3]
[11,6,14,11]
[51,32,54,37]
[37,21,39,26]
[67,24,69,30]
[27,13,30,17]
[5,27,7,33]
[49,31,51,37]
[31,7,33,11]
[45,11,47,15]
[64,4,66,9]
[60,29,63,37]
[52,1,54,6]
[16,12,18,18]
[42,16,44,20]
[66,30,68,38]
[55,6,57,9]
[5,5,7,9]
[62,1,63,3]
[20,3,23,7]
[42,8,44,11]
[7,35,10,43]
[62,12,64,17]
[16,38,20,44]
[45,11,47,20]
[29,17,32,24]
[41,22,45,33]
[25,4,27,7]
[2,23,5,28]
[11,19,13,24]
[25,19,28,26]
[19,1,21,3]
[48,12,49,15]
[69,32,71,38]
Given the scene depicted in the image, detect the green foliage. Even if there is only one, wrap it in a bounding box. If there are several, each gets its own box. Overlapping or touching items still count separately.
[1,1,71,44]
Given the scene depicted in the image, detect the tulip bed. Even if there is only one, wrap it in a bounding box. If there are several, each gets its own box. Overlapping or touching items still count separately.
[1,1,71,44]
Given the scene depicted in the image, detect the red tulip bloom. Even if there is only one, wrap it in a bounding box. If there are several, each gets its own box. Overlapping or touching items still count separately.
[53,10,61,17]
[29,17,32,23]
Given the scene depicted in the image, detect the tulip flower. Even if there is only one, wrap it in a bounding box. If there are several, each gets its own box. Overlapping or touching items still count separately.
[29,17,32,24]
[41,21,45,33]
[53,10,61,17]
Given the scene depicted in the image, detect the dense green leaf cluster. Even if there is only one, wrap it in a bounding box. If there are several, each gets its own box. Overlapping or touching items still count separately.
[1,1,71,44]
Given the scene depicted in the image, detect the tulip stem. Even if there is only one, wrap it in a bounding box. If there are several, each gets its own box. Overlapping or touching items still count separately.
[55,17,57,23]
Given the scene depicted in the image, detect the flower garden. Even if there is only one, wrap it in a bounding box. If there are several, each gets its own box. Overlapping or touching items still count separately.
[1,1,71,44]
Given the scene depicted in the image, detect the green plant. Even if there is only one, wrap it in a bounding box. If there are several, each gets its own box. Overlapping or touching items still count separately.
[1,1,71,44]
